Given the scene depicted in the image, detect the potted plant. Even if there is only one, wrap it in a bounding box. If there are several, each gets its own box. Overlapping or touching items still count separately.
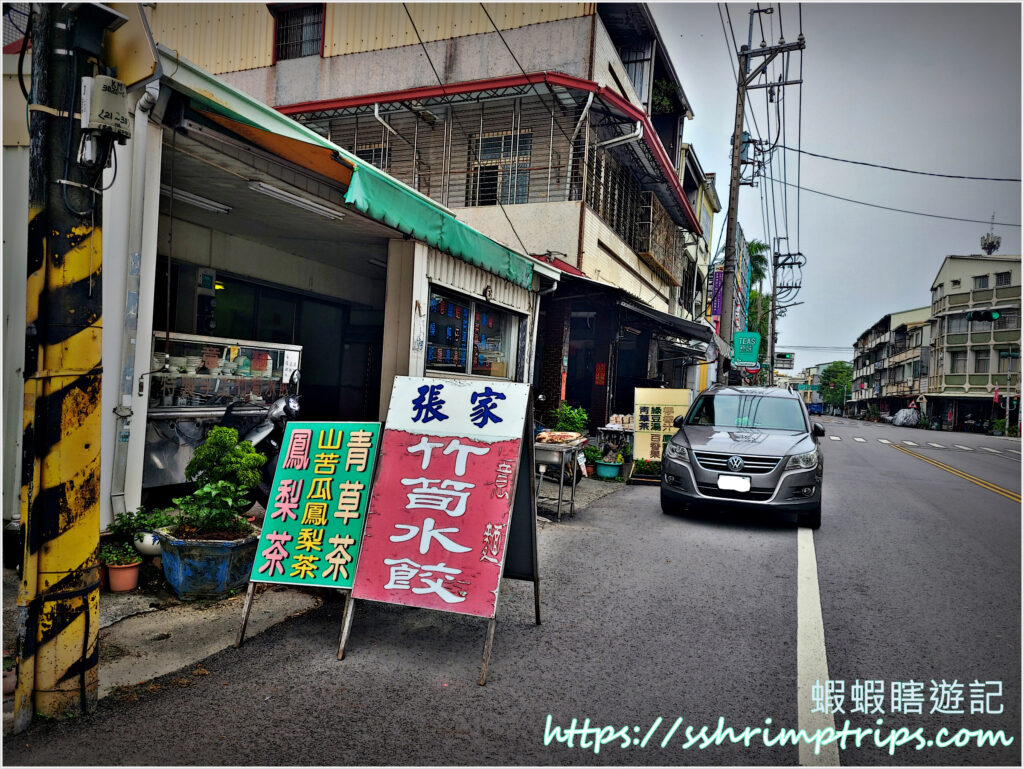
[992,418,1006,437]
[101,542,143,593]
[156,478,263,601]
[583,445,602,476]
[550,402,589,435]
[111,507,177,557]
[594,451,623,480]
[629,458,662,485]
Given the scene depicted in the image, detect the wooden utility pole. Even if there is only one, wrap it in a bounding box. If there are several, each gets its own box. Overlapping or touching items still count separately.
[719,26,805,381]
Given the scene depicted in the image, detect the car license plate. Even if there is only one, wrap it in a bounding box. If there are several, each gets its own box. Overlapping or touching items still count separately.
[717,475,751,492]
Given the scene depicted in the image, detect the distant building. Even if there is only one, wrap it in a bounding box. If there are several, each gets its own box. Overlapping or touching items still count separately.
[851,306,931,415]
[925,254,1020,431]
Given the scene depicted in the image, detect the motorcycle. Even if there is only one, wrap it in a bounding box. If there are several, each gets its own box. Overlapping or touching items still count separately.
[220,371,300,510]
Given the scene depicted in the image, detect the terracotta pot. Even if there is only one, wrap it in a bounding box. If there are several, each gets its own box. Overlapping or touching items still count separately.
[107,562,141,593]
[99,563,109,591]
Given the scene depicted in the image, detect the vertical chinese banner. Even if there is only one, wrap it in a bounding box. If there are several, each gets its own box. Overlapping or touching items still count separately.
[633,388,692,461]
[250,422,381,590]
[352,377,529,618]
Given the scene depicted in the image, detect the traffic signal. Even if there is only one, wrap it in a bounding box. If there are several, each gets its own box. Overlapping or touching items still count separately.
[965,309,1001,322]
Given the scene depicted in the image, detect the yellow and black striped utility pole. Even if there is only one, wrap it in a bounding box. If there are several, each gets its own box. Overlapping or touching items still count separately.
[14,3,105,731]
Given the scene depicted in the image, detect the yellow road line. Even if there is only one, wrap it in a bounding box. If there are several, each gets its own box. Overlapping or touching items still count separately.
[890,444,1021,503]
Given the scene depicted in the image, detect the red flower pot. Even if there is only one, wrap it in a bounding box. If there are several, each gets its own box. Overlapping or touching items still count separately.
[107,562,140,593]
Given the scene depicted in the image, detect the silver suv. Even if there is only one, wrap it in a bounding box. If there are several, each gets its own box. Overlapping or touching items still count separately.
[661,385,825,528]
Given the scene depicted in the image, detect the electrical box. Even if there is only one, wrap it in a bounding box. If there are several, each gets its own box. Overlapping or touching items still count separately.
[80,75,131,140]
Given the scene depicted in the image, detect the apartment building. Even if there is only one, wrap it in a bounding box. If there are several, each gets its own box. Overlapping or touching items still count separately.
[851,306,931,415]
[143,2,721,425]
[926,254,1021,430]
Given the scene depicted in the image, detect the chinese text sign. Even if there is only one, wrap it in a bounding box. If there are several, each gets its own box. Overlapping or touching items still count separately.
[352,377,529,618]
[634,388,691,462]
[250,422,381,590]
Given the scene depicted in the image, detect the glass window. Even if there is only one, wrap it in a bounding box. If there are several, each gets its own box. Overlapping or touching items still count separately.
[997,351,1020,373]
[996,272,1012,287]
[933,284,944,299]
[426,289,518,379]
[950,351,967,373]
[951,279,961,288]
[355,142,389,172]
[995,309,1019,330]
[685,393,806,431]
[466,130,533,206]
[973,275,989,289]
[275,5,323,61]
[974,349,990,373]
[946,315,968,334]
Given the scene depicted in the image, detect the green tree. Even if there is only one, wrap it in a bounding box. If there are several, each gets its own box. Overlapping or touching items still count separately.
[746,239,770,286]
[819,361,854,409]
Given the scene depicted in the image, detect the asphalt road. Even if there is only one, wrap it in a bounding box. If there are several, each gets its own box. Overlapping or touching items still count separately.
[5,420,1020,766]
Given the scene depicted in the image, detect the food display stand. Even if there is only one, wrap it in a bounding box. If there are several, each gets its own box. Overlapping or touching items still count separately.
[142,331,302,488]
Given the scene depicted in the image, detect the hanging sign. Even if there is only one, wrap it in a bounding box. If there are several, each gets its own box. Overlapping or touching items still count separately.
[634,388,692,462]
[249,421,381,589]
[352,377,530,618]
[711,270,725,316]
[732,332,761,367]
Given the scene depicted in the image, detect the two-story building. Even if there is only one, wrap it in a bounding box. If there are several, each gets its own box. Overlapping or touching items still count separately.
[140,2,721,426]
[926,254,1021,431]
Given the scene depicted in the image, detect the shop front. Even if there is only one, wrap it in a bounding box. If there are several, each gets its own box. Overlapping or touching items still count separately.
[0,45,557,529]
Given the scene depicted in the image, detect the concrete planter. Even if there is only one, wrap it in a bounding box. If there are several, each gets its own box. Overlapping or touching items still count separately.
[156,525,259,601]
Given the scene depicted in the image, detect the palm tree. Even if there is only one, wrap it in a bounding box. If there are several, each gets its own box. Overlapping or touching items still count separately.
[746,239,770,286]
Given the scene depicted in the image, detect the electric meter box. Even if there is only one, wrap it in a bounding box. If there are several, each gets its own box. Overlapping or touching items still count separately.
[80,75,131,140]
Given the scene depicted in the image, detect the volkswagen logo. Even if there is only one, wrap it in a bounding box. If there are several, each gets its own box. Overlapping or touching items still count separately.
[726,455,745,472]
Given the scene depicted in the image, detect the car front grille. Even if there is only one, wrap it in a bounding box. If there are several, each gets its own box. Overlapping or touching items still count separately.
[692,451,782,474]
[696,483,775,501]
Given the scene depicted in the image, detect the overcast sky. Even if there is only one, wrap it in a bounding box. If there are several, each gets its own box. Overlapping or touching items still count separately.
[650,2,1022,372]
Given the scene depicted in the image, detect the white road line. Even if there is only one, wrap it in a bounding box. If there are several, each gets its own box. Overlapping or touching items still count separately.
[828,436,841,441]
[797,528,840,766]
[902,441,918,446]
[878,439,892,444]
[954,445,974,451]
[927,442,945,448]
[853,437,866,442]
[980,447,1001,454]
[1010,449,1021,456]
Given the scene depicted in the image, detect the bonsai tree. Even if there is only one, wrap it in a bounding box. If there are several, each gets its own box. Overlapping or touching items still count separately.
[185,426,266,494]
[172,480,254,540]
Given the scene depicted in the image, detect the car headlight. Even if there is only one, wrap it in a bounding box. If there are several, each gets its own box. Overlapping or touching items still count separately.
[665,443,689,462]
[786,450,818,470]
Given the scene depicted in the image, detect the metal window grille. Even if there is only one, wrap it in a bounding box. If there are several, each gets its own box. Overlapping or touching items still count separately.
[276,6,322,61]
[996,272,1012,287]
[995,309,1019,330]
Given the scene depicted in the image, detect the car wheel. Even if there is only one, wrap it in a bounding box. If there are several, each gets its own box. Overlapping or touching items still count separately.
[798,502,822,530]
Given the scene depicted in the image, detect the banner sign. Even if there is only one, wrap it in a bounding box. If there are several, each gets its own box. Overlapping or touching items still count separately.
[633,388,692,461]
[352,377,529,618]
[711,270,724,316]
[250,421,381,589]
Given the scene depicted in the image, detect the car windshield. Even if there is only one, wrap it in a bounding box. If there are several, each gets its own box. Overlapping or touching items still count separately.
[685,393,807,431]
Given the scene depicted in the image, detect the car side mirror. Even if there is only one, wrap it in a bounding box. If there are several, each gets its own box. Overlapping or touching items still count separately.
[673,414,686,428]
[812,423,825,437]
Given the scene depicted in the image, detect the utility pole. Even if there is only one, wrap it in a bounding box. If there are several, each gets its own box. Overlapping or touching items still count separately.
[719,13,805,380]
[15,2,124,732]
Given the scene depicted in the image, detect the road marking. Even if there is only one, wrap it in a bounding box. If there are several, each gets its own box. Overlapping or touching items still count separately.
[853,437,866,442]
[828,436,841,441]
[890,444,1022,503]
[797,528,840,766]
[878,439,892,444]
[979,447,1001,454]
[927,442,945,448]
[954,445,974,451]
[1010,449,1021,456]
[902,441,918,446]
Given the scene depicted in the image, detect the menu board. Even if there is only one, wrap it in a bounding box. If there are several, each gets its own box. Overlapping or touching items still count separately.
[633,388,692,461]
[426,293,469,372]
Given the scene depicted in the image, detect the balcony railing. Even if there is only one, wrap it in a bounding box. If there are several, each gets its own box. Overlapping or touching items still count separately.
[633,191,683,285]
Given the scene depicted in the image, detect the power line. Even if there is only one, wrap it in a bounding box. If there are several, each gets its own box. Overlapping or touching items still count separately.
[775,179,1022,226]
[778,145,1021,182]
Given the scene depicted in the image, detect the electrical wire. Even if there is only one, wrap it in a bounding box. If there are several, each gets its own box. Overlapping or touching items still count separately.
[16,5,32,101]
[402,3,531,256]
[777,145,1021,182]
[774,178,1022,226]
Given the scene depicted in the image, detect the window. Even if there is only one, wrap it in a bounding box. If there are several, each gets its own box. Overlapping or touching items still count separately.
[996,271,1012,287]
[998,351,1020,373]
[275,5,323,61]
[971,316,993,332]
[426,288,519,379]
[951,279,961,288]
[685,393,807,431]
[946,315,968,334]
[466,130,533,206]
[355,142,389,172]
[973,275,989,289]
[995,309,1019,330]
[933,284,944,300]
[950,351,967,373]
[974,349,990,374]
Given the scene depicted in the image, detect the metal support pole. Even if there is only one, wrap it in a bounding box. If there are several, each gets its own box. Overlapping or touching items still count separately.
[478,617,497,685]
[769,250,778,386]
[15,3,104,731]
[234,582,257,648]
[337,592,356,660]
